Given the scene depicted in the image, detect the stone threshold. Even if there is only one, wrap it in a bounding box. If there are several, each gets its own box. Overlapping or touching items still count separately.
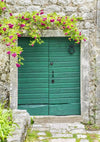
[33,115,82,124]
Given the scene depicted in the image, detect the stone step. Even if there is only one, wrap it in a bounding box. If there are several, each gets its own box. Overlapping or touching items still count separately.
[33,116,82,124]
[32,122,85,132]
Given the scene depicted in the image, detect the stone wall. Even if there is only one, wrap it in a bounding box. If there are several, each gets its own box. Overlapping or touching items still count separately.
[0,42,10,106]
[0,0,99,124]
[96,0,100,125]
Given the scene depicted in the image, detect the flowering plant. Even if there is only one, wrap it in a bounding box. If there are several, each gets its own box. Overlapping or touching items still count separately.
[0,0,86,67]
[0,0,6,15]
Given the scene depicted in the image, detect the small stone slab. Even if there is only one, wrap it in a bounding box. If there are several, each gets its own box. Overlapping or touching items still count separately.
[37,132,46,136]
[38,137,46,140]
[77,134,87,139]
[71,129,86,134]
[50,138,76,142]
[52,133,73,138]
[80,139,89,142]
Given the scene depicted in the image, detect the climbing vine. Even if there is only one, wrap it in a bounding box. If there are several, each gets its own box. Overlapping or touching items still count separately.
[0,0,86,67]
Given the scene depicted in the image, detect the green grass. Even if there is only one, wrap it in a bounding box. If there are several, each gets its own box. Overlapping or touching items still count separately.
[45,131,52,138]
[86,133,99,142]
[25,129,39,142]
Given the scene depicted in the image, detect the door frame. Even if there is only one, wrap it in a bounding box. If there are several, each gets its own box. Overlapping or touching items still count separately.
[10,30,89,121]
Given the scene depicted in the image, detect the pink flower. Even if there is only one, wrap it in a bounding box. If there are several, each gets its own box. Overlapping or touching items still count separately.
[2,7,6,10]
[43,18,47,21]
[9,35,13,39]
[16,33,21,37]
[6,43,10,46]
[63,22,66,24]
[16,63,21,68]
[50,19,55,22]
[33,16,35,19]
[74,39,77,41]
[71,19,73,22]
[36,13,39,16]
[63,26,65,29]
[41,23,46,26]
[12,53,17,58]
[71,25,73,27]
[32,44,34,47]
[75,29,77,32]
[9,13,13,16]
[13,39,16,42]
[8,23,14,28]
[7,51,11,55]
[25,18,29,20]
[83,39,86,41]
[0,24,2,27]
[1,0,4,1]
[3,28,6,31]
[22,16,24,19]
[20,51,22,54]
[57,18,61,22]
[34,37,36,39]
[46,26,50,29]
[67,26,69,29]
[79,32,81,36]
[65,33,68,35]
[40,11,44,15]
[20,24,25,28]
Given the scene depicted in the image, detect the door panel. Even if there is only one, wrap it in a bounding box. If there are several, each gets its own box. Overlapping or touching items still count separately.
[18,37,49,115]
[48,37,80,115]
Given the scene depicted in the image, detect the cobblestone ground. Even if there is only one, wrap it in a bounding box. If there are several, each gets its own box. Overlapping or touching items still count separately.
[25,122,100,142]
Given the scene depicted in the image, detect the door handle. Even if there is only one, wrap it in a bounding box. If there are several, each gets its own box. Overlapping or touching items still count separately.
[52,71,54,78]
[50,62,53,65]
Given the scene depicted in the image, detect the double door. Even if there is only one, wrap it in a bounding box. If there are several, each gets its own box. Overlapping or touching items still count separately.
[18,37,80,115]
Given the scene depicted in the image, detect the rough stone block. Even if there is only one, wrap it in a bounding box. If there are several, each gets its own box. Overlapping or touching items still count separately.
[72,0,85,5]
[85,22,92,29]
[79,6,90,12]
[58,0,71,5]
[14,6,26,13]
[42,30,64,37]
[82,12,95,20]
[65,6,77,12]
[44,5,61,13]
[6,0,16,5]
[49,0,57,4]
[27,6,41,12]
[16,0,32,6]
[33,0,48,5]
[7,110,30,142]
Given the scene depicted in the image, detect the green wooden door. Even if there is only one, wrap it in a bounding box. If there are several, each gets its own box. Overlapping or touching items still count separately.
[18,37,80,115]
